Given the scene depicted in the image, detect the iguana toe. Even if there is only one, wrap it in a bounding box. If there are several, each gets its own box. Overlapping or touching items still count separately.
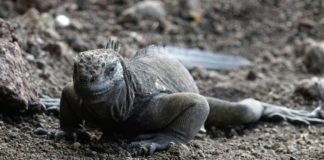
[128,133,176,156]
[46,106,60,116]
[128,141,174,156]
[49,130,91,143]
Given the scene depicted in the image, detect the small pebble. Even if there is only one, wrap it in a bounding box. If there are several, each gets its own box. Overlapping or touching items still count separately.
[8,132,17,139]
[55,15,71,27]
[246,70,257,81]
[197,150,205,158]
[73,142,81,149]
[169,143,191,157]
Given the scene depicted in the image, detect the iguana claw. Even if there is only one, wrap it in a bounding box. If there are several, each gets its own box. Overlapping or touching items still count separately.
[128,133,176,156]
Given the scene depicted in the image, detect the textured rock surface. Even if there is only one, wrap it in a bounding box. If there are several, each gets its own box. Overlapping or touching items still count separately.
[295,77,324,101]
[297,39,324,74]
[0,19,39,113]
[15,0,61,13]
[0,18,16,42]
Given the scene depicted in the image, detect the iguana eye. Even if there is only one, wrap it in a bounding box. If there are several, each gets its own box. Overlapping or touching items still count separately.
[105,65,115,77]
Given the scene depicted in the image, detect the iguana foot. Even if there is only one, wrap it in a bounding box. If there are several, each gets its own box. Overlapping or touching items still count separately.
[263,106,324,125]
[128,133,177,156]
[39,95,60,115]
[49,130,91,143]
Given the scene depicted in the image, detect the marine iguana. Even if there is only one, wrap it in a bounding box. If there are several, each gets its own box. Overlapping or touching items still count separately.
[41,38,324,156]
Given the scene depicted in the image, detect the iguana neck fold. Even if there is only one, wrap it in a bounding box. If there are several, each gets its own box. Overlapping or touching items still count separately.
[109,57,135,122]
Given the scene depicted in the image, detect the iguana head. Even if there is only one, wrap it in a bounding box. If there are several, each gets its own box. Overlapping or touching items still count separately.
[72,37,124,100]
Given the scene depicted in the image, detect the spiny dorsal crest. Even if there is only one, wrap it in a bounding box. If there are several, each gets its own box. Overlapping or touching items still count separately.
[106,36,120,53]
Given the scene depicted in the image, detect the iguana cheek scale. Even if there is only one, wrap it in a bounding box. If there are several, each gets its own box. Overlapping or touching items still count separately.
[41,37,324,156]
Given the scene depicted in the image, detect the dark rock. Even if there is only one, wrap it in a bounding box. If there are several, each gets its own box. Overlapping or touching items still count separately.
[225,128,238,138]
[179,0,204,22]
[0,19,40,113]
[43,42,64,57]
[297,39,324,74]
[68,36,90,52]
[298,19,315,29]
[36,60,46,69]
[0,1,14,18]
[289,156,297,160]
[119,0,166,23]
[8,132,17,139]
[33,127,48,135]
[246,70,257,81]
[46,106,60,116]
[118,0,167,31]
[28,45,42,57]
[15,0,61,13]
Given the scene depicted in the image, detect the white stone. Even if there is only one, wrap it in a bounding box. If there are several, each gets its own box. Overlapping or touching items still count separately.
[55,15,71,27]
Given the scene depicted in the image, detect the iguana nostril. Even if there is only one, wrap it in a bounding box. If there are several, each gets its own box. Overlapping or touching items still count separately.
[79,75,88,83]
[90,70,95,75]
[80,58,84,63]
[90,77,96,83]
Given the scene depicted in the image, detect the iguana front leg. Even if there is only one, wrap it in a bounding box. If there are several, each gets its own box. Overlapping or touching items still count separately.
[128,93,209,156]
[41,84,90,141]
[205,97,324,127]
[59,84,83,133]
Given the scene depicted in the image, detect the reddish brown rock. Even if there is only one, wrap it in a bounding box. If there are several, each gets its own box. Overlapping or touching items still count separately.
[0,19,40,113]
[0,18,16,42]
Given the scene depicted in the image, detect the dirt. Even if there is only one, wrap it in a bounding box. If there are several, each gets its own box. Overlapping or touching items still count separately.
[0,0,324,159]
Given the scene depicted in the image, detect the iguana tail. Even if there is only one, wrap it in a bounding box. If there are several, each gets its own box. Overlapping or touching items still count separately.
[204,96,324,127]
[165,46,251,70]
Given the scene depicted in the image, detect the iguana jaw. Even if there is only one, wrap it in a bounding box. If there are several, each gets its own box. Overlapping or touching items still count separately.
[73,81,111,100]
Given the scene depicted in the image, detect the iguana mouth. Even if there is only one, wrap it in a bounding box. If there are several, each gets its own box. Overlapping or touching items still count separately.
[75,83,110,98]
[92,87,109,96]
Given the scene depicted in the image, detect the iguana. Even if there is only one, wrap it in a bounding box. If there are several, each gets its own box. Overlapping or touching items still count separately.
[41,38,324,156]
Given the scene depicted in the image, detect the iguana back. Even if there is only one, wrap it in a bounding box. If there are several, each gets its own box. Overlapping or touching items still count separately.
[126,46,199,98]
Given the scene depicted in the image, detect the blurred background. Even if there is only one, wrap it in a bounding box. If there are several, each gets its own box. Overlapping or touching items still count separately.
[0,0,323,96]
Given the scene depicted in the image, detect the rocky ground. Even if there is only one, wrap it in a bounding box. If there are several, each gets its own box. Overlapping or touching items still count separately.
[0,0,324,159]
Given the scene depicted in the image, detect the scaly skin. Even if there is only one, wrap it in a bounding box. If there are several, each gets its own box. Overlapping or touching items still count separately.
[47,38,324,156]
